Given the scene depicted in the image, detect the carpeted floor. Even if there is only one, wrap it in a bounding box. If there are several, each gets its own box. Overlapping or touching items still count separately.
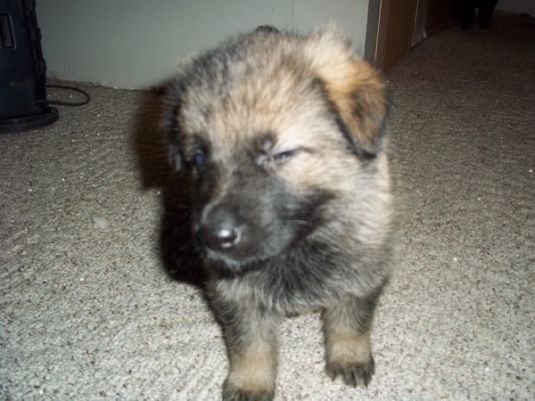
[1,15,534,401]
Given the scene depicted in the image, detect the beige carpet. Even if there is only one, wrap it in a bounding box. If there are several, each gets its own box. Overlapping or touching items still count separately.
[1,15,534,401]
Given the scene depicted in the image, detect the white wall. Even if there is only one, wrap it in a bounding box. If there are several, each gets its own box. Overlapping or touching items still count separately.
[292,0,369,55]
[496,0,535,14]
[37,0,370,89]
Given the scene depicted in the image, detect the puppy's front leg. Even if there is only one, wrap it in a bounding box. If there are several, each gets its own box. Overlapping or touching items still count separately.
[323,292,381,388]
[211,296,279,401]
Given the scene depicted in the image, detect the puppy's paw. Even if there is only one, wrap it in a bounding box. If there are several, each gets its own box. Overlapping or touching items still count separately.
[222,382,274,401]
[326,357,375,388]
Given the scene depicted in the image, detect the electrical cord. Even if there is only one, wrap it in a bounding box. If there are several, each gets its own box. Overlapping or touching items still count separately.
[46,84,91,106]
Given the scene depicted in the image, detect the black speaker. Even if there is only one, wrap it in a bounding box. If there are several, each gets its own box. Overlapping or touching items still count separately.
[0,0,58,133]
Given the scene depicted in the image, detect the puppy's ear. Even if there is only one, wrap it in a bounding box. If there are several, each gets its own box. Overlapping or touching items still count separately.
[162,79,186,171]
[306,27,387,158]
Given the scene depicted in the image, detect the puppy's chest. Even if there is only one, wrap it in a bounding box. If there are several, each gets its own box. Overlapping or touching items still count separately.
[228,246,347,312]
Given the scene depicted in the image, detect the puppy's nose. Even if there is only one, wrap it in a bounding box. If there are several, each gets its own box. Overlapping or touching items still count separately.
[197,212,241,251]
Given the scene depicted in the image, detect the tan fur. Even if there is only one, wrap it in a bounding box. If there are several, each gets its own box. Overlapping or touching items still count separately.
[305,27,387,151]
[181,27,385,155]
[326,327,372,366]
[226,340,277,393]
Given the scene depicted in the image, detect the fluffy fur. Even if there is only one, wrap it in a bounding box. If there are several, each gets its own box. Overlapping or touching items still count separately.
[163,25,394,401]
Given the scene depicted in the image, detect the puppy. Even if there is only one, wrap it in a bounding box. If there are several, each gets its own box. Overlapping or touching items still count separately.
[164,25,393,401]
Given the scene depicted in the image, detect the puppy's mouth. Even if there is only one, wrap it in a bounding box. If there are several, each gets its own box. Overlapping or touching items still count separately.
[203,249,268,274]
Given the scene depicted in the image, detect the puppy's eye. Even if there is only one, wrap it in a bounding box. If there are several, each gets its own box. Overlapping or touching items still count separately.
[193,150,207,170]
[272,149,296,163]
[255,147,301,167]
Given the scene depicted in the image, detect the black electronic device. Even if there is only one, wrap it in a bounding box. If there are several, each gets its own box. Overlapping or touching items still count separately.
[0,0,58,133]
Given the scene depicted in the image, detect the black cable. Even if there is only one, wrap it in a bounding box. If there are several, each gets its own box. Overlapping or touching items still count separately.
[46,84,91,106]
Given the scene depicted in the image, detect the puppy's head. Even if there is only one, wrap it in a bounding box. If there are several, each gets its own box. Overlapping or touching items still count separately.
[163,26,387,271]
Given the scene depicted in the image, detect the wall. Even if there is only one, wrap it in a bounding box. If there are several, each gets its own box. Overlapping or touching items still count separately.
[292,0,369,55]
[496,0,535,14]
[37,0,370,89]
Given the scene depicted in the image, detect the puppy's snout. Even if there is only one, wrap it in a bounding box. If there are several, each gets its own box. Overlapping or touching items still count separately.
[197,208,241,251]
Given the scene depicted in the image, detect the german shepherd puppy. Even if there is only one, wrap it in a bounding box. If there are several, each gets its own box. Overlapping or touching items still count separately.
[164,25,393,401]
